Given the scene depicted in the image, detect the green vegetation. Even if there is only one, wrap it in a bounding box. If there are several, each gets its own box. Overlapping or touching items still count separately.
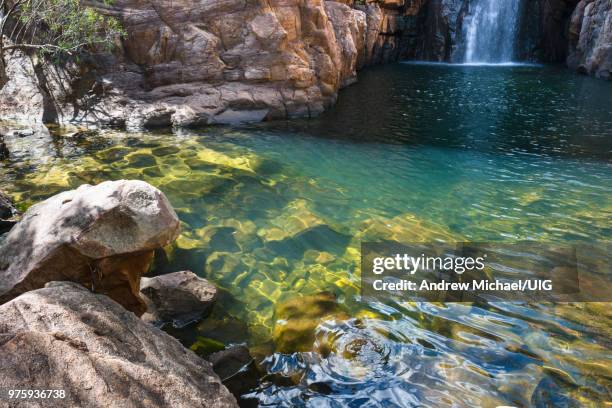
[0,0,124,86]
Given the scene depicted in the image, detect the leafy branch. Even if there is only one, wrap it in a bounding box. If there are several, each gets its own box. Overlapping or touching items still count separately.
[0,0,124,85]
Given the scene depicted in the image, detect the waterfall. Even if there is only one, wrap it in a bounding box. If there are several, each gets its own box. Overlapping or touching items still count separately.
[462,0,521,63]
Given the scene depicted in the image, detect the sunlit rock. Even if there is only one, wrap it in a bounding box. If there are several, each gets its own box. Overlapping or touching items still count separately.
[197,147,260,173]
[0,282,238,408]
[356,212,458,243]
[568,0,612,79]
[0,180,180,315]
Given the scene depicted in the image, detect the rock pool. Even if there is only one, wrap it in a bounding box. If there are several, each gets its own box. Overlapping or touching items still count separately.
[1,63,611,406]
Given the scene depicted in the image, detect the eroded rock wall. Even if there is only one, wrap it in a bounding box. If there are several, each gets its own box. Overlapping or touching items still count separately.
[0,0,609,127]
[0,0,385,127]
[567,0,612,79]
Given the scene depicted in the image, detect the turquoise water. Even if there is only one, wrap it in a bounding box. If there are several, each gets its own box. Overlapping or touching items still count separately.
[0,63,611,406]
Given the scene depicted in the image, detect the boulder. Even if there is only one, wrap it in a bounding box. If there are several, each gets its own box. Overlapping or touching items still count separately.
[141,271,217,326]
[0,180,180,315]
[0,281,238,407]
[0,191,20,233]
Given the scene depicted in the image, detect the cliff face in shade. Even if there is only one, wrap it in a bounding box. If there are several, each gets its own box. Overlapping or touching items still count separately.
[0,0,609,128]
[516,0,580,63]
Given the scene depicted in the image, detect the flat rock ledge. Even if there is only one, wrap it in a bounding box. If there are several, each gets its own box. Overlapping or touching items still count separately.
[141,270,217,326]
[0,180,180,315]
[0,281,238,408]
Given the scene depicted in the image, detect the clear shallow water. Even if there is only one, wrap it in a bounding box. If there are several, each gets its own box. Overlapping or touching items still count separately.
[1,63,611,406]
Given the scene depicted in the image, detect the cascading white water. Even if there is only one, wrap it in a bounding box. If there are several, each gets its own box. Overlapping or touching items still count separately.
[463,0,521,63]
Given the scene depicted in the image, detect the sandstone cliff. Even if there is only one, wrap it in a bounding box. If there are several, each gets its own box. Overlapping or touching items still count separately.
[0,0,386,127]
[0,0,609,128]
[567,0,612,79]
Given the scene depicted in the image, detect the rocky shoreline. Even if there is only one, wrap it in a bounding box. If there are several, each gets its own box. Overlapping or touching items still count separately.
[0,0,609,128]
[0,181,260,407]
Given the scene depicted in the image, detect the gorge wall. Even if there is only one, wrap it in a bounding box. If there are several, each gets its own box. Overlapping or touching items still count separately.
[0,0,610,127]
[1,0,386,127]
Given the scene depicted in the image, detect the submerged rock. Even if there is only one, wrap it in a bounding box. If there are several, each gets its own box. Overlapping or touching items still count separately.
[0,281,238,408]
[356,212,459,243]
[273,292,348,353]
[141,270,217,326]
[0,191,20,232]
[257,199,326,242]
[209,345,261,403]
[0,180,180,314]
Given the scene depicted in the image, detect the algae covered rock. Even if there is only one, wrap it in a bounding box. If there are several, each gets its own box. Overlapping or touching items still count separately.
[0,180,180,314]
[273,292,348,353]
[0,282,238,408]
[357,212,458,243]
[258,199,351,258]
[257,199,326,242]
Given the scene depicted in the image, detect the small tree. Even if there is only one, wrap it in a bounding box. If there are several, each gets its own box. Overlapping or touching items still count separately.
[0,0,124,87]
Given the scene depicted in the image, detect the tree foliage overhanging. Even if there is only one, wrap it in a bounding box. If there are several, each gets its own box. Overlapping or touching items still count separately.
[0,0,124,58]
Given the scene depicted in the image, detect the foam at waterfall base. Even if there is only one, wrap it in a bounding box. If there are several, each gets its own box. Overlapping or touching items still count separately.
[401,61,543,68]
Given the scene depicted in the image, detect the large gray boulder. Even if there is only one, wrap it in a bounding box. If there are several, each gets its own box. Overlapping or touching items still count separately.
[140,271,217,326]
[0,281,238,408]
[0,180,180,314]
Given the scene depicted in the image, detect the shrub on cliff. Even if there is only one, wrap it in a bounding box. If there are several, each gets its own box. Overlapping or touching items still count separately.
[0,0,124,87]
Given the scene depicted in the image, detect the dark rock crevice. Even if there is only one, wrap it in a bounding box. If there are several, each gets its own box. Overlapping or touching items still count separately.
[516,0,581,63]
